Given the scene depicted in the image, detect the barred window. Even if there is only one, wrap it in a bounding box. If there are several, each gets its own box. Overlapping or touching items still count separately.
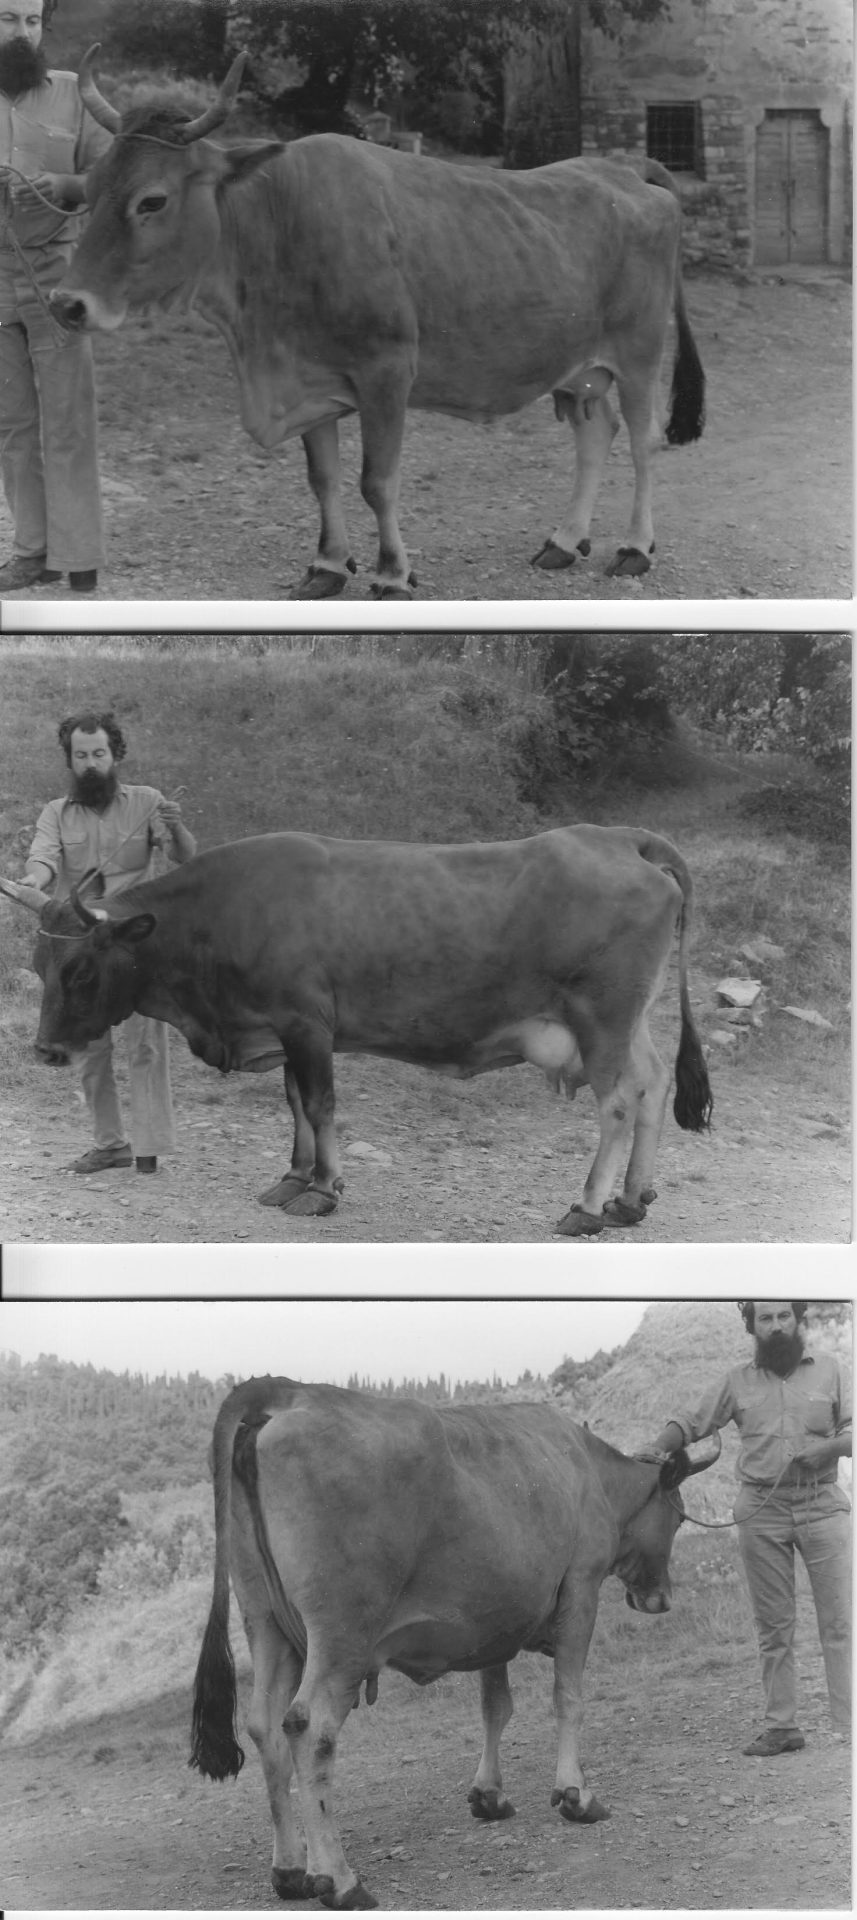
[646,102,704,177]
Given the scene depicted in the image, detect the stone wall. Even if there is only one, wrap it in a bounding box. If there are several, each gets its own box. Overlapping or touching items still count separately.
[582,0,853,268]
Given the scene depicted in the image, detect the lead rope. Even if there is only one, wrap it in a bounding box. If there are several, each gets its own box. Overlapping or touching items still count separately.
[0,163,72,343]
[667,1456,820,1529]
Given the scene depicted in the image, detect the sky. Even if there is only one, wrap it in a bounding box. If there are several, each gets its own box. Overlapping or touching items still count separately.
[0,1294,649,1387]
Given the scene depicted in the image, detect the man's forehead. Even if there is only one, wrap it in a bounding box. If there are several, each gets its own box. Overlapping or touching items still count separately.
[755,1301,794,1316]
[71,726,111,751]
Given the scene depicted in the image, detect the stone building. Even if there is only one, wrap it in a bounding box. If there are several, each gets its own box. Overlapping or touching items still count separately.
[581,0,852,269]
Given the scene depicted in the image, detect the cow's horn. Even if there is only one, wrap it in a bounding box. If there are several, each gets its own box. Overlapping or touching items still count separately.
[0,875,49,914]
[70,882,109,927]
[683,1429,722,1477]
[78,45,122,135]
[177,52,247,144]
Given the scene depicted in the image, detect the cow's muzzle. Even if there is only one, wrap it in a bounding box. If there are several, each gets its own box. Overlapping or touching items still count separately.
[48,288,126,334]
[35,1042,73,1066]
[49,290,92,332]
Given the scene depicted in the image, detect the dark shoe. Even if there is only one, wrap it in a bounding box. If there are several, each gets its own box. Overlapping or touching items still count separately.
[0,552,49,589]
[135,1155,157,1174]
[742,1728,805,1756]
[37,568,98,592]
[70,1144,133,1173]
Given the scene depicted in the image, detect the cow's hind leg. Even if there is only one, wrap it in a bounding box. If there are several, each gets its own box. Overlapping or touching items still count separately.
[555,1036,638,1237]
[532,392,618,572]
[602,1023,669,1227]
[245,1617,313,1899]
[468,1663,516,1821]
[606,369,660,577]
[258,1066,317,1208]
[358,370,417,598]
[283,1661,376,1909]
[294,421,357,598]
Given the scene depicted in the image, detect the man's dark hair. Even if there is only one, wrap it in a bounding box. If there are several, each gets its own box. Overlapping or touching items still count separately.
[739,1301,808,1335]
[58,710,128,766]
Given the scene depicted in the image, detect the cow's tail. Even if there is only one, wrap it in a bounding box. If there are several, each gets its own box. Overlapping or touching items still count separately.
[643,157,705,447]
[189,1385,256,1782]
[637,832,713,1133]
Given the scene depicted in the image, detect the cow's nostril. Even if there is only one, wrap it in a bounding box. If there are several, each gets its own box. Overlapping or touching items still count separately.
[35,1044,70,1066]
[50,293,88,330]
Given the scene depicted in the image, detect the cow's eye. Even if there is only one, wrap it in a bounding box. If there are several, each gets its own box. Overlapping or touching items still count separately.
[135,192,168,216]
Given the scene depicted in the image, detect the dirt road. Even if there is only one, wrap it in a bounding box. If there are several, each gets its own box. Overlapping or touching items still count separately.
[0,271,850,608]
[2,1581,849,1910]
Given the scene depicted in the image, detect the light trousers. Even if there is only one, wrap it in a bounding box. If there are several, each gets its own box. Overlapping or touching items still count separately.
[0,260,105,570]
[80,1016,176,1158]
[736,1482,851,1735]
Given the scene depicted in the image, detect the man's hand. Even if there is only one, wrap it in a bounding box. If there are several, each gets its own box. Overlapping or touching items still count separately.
[791,1437,838,1472]
[21,172,84,207]
[156,799,184,831]
[634,1446,673,1465]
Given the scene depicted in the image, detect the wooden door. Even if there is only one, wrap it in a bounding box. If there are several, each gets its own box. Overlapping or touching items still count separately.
[755,111,828,265]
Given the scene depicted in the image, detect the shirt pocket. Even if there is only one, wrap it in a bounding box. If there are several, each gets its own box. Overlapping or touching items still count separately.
[60,825,92,879]
[801,1393,833,1437]
[111,825,152,876]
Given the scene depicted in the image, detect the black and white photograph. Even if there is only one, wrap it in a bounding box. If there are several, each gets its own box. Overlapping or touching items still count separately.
[0,632,850,1244]
[0,0,852,1910]
[0,1288,851,1912]
[0,0,850,611]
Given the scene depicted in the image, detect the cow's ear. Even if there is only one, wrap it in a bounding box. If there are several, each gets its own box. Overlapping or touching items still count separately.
[109,912,157,946]
[215,139,285,187]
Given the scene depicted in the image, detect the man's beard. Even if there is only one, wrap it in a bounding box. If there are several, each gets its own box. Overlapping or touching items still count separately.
[0,38,49,97]
[756,1329,804,1377]
[72,767,118,812]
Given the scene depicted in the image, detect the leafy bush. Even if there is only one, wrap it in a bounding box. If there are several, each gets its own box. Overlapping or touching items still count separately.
[103,0,228,78]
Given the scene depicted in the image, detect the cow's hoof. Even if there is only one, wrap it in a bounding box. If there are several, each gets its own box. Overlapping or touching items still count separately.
[258,1173,311,1208]
[605,543,654,578]
[316,1880,378,1911]
[602,1197,648,1226]
[468,1786,516,1821]
[531,537,590,570]
[271,1866,314,1900]
[291,559,356,599]
[551,1786,611,1823]
[554,1203,604,1238]
[281,1183,340,1217]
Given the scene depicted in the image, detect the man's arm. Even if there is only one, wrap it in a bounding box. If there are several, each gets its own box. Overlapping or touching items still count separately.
[638,1376,737,1462]
[24,802,63,894]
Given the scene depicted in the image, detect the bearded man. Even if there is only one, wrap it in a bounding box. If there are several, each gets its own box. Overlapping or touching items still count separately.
[641,1301,851,1755]
[24,710,197,1174]
[0,0,113,593]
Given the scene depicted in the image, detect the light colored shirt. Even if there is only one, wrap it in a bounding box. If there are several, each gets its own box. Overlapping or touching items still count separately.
[27,784,169,900]
[670,1350,851,1488]
[0,70,112,257]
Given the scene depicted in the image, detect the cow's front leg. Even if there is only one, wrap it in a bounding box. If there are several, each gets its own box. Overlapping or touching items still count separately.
[532,392,618,572]
[258,1065,317,1208]
[275,1023,342,1216]
[294,420,357,598]
[468,1664,516,1821]
[358,368,416,598]
[551,1582,610,1825]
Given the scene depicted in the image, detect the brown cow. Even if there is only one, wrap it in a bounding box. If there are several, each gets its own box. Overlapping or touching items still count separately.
[190,1375,718,1908]
[50,49,704,598]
